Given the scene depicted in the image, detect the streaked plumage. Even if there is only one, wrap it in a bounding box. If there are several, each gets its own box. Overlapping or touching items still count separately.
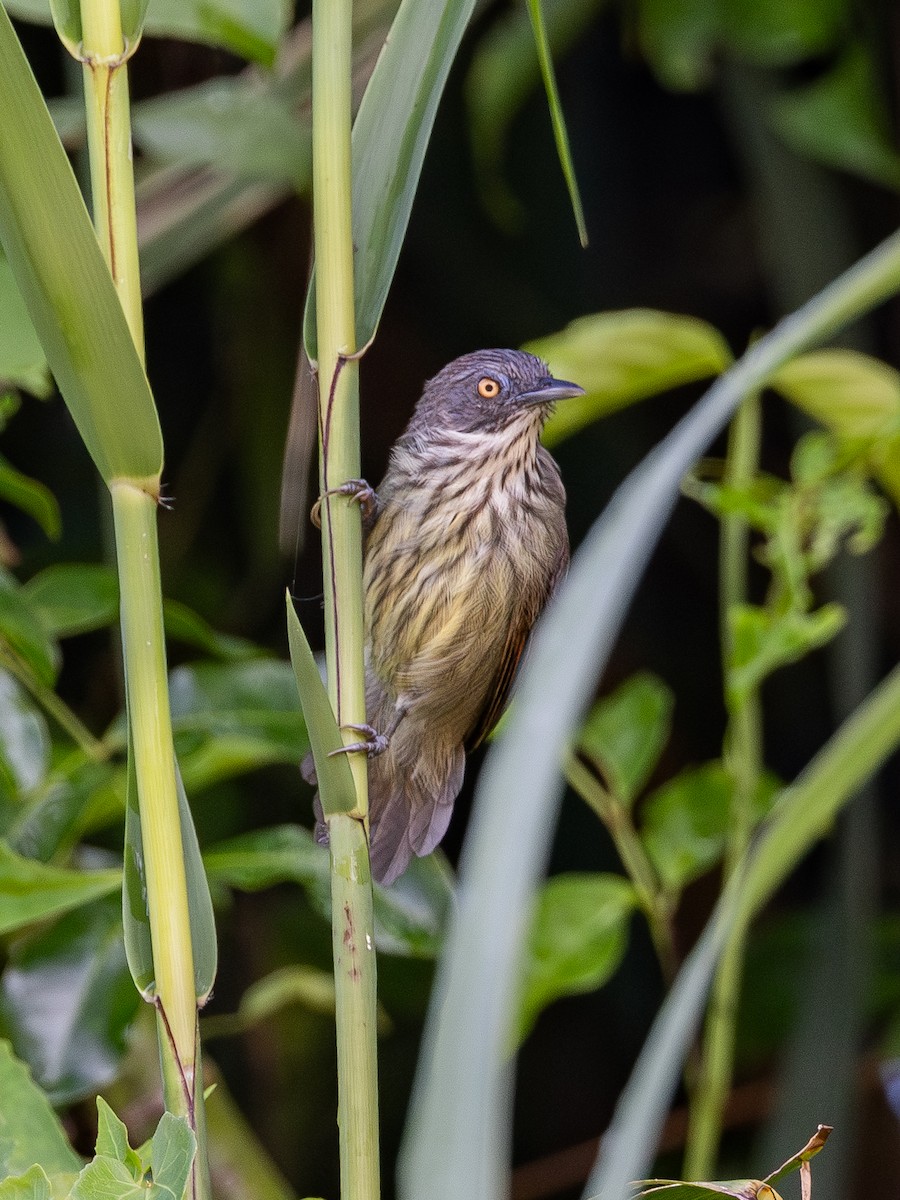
[313,349,583,884]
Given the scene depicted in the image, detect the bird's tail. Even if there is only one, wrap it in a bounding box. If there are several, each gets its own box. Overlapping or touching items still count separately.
[306,733,464,886]
[367,738,464,885]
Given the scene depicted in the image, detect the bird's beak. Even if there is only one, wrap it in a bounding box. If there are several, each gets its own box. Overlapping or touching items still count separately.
[518,376,585,406]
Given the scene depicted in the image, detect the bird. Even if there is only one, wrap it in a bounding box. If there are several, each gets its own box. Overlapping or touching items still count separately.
[308,348,584,885]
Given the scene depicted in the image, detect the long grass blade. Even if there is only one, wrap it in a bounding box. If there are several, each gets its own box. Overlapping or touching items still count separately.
[398,227,900,1200]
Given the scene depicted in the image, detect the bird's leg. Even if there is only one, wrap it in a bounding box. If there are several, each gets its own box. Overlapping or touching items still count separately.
[310,478,379,529]
[328,704,408,759]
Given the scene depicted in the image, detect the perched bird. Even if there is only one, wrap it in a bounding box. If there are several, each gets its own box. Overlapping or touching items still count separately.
[310,349,584,885]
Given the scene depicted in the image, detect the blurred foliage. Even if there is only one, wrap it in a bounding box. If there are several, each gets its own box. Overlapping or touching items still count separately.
[0,0,897,1195]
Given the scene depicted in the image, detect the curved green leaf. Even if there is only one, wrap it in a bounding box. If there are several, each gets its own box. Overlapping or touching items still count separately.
[0,7,162,487]
[304,0,478,356]
[529,310,733,447]
[0,1040,80,1185]
[0,841,119,935]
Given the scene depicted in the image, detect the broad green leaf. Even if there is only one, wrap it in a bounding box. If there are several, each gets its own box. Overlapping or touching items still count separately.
[204,823,452,958]
[0,573,59,687]
[525,0,587,246]
[0,255,50,399]
[285,595,356,818]
[133,79,312,185]
[400,228,900,1200]
[579,672,674,806]
[771,349,900,439]
[641,762,778,894]
[94,1099,142,1181]
[719,0,845,68]
[22,564,118,639]
[161,601,260,661]
[5,0,290,64]
[0,896,140,1105]
[728,602,846,708]
[0,1165,52,1200]
[0,671,50,795]
[0,840,119,935]
[148,1113,195,1199]
[769,44,900,190]
[529,310,733,447]
[0,455,60,541]
[69,1155,145,1200]
[8,760,116,863]
[518,873,635,1041]
[0,1040,81,1184]
[305,0,478,356]
[637,0,721,91]
[121,753,217,1002]
[0,8,162,488]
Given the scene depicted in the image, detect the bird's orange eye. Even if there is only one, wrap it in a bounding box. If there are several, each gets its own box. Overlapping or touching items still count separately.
[477,377,501,399]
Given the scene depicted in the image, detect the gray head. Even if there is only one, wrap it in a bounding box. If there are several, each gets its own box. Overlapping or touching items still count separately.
[407,349,584,437]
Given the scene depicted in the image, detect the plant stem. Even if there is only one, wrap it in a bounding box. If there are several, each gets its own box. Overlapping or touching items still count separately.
[110,486,196,1074]
[566,753,677,985]
[79,0,144,359]
[685,393,763,1180]
[311,0,380,1194]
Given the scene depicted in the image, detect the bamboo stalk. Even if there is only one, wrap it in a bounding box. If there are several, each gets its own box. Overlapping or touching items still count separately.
[310,0,380,1195]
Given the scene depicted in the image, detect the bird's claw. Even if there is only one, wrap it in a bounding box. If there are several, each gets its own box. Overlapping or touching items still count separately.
[328,723,390,759]
[311,479,378,529]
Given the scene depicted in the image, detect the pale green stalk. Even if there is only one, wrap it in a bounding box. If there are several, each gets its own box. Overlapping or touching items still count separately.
[79,0,144,359]
[78,2,208,1193]
[685,394,763,1179]
[311,0,380,1195]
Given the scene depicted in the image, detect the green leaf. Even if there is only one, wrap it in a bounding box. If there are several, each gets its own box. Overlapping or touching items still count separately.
[0,7,163,487]
[161,601,261,662]
[133,79,311,185]
[0,840,119,935]
[728,602,846,708]
[525,0,587,246]
[204,824,453,958]
[0,670,50,795]
[529,310,733,447]
[7,760,116,863]
[21,564,119,639]
[148,1113,195,1199]
[94,1099,142,1181]
[0,455,60,541]
[464,0,601,230]
[0,1040,81,1184]
[0,896,140,1105]
[5,0,290,64]
[285,595,356,819]
[0,1165,52,1200]
[169,659,308,792]
[0,574,60,687]
[579,672,674,807]
[719,0,846,68]
[771,348,900,439]
[122,754,217,1002]
[0,255,50,399]
[636,0,721,92]
[641,762,778,894]
[518,873,635,1041]
[769,44,900,190]
[305,0,478,356]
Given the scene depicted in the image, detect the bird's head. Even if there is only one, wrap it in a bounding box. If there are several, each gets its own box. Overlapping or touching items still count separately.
[409,349,584,437]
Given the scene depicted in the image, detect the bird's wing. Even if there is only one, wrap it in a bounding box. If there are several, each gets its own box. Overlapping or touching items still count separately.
[465,541,569,752]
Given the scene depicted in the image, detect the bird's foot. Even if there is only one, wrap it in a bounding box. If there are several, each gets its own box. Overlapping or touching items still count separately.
[328,723,390,759]
[311,479,378,529]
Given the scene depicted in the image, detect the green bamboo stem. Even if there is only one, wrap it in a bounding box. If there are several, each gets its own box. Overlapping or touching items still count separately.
[311,0,380,1195]
[79,0,144,359]
[110,485,197,1071]
[685,394,764,1180]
